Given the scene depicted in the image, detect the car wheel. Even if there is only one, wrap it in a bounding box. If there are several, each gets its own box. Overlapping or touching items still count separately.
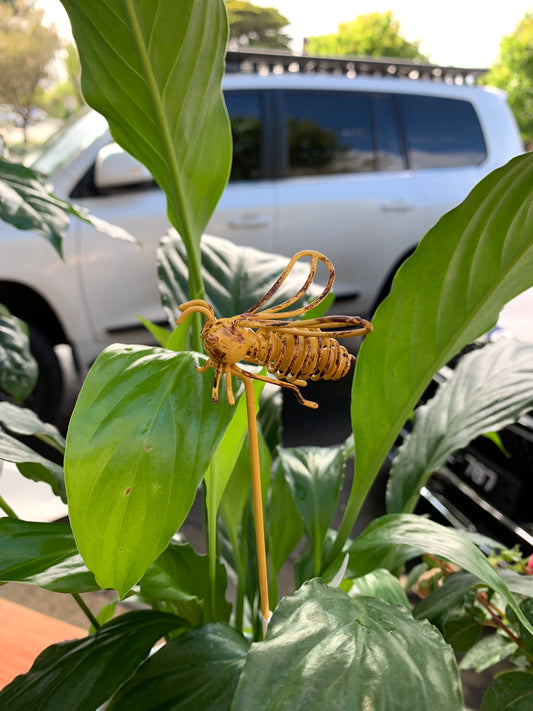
[25,325,64,424]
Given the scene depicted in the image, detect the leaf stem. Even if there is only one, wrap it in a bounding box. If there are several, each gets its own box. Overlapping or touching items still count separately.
[0,494,18,518]
[207,463,218,621]
[476,592,523,650]
[71,593,100,631]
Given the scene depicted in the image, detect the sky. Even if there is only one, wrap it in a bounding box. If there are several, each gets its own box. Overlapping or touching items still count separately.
[39,0,533,69]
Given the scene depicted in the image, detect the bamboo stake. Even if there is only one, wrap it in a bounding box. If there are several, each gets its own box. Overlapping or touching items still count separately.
[242,376,271,631]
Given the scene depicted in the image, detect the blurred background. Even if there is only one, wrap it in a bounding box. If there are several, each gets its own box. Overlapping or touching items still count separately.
[1,0,533,156]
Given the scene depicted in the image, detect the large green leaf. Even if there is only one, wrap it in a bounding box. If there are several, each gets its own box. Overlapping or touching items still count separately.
[65,345,242,597]
[0,306,37,401]
[333,153,533,558]
[0,518,97,593]
[232,579,463,710]
[0,610,185,711]
[0,158,136,259]
[107,623,249,711]
[341,513,533,634]
[140,540,231,625]
[481,670,533,711]
[157,232,325,324]
[60,0,231,296]
[387,338,533,514]
[276,444,345,577]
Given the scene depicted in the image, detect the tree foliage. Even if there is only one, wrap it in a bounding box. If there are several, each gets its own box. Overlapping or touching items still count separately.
[40,43,84,119]
[305,11,428,61]
[0,0,60,138]
[226,0,291,50]
[483,11,533,146]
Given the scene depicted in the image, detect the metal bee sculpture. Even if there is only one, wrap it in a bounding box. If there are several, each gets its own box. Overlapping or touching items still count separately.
[178,250,372,630]
[177,250,373,409]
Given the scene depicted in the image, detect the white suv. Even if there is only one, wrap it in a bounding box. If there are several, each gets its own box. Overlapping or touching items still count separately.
[0,53,523,419]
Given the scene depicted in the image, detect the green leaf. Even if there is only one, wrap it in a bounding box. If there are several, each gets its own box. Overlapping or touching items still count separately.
[0,402,66,452]
[276,444,345,576]
[414,571,479,626]
[387,339,533,513]
[219,446,253,555]
[232,579,463,711]
[268,470,305,596]
[60,0,231,296]
[519,598,533,656]
[0,518,97,593]
[335,153,533,558]
[0,306,38,401]
[140,540,231,625]
[0,427,65,500]
[135,314,172,348]
[442,608,484,653]
[0,610,185,711]
[65,345,242,597]
[460,634,516,674]
[205,374,264,519]
[342,514,533,634]
[415,569,533,628]
[257,385,283,453]
[500,569,533,597]
[157,232,325,325]
[345,568,410,609]
[108,623,249,711]
[0,158,136,259]
[0,159,69,257]
[481,670,533,711]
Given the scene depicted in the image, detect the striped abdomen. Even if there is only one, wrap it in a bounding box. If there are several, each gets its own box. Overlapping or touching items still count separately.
[245,329,354,382]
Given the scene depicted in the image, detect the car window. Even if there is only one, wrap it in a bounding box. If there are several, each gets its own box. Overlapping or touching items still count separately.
[28,110,108,177]
[225,91,262,181]
[374,94,405,172]
[396,94,487,169]
[282,90,374,176]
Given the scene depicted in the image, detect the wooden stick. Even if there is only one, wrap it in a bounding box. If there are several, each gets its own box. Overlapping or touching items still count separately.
[242,376,271,629]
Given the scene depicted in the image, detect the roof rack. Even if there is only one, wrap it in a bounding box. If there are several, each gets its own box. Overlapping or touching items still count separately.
[225,49,487,85]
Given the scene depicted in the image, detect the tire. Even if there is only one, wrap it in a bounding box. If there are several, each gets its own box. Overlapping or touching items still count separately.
[25,325,64,424]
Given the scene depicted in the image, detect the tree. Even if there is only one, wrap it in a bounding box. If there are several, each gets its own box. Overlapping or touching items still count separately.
[483,11,533,146]
[0,0,60,141]
[40,43,84,118]
[305,11,428,61]
[226,0,291,50]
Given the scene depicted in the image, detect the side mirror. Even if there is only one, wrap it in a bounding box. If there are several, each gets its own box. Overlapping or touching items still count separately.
[94,143,153,189]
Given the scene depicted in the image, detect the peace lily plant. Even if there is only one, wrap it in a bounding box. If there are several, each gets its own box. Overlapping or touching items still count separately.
[0,1,533,709]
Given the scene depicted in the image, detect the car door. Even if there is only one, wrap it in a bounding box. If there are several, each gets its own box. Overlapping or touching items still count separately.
[272,89,425,314]
[76,88,275,349]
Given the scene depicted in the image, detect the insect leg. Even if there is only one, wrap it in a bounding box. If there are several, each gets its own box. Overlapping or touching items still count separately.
[225,365,236,406]
[231,364,318,410]
[211,363,223,403]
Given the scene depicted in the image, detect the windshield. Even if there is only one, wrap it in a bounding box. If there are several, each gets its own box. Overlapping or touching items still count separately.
[27,109,108,177]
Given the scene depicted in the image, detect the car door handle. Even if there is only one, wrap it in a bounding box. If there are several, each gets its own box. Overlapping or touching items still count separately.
[228,213,271,229]
[380,200,415,213]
